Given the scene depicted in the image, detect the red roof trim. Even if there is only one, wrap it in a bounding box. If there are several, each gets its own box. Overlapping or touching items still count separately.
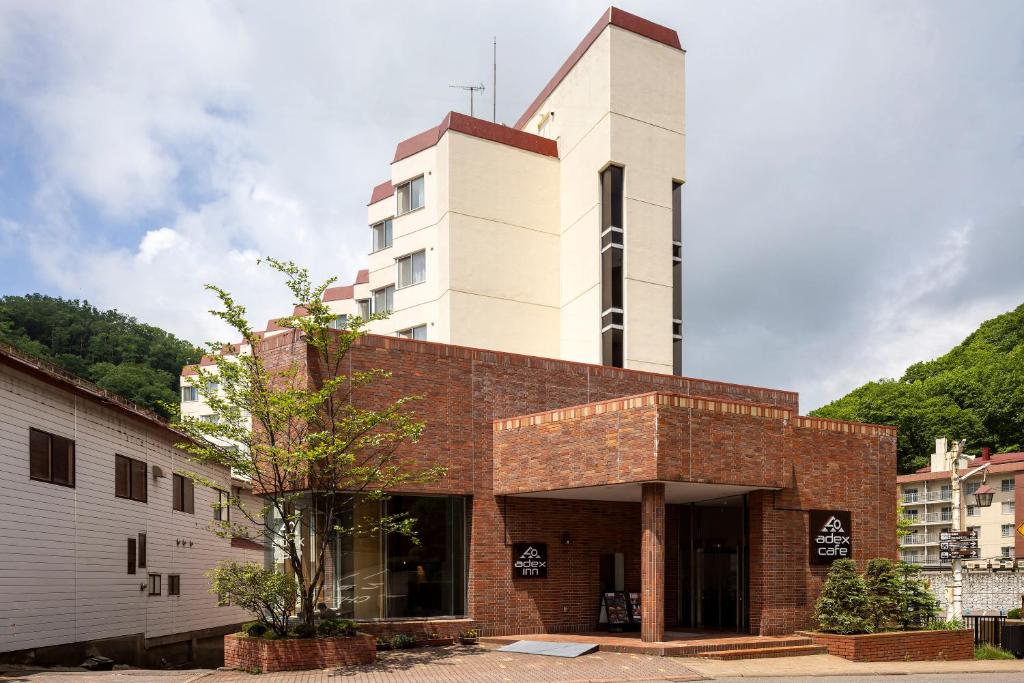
[391,112,558,164]
[323,284,354,302]
[514,7,682,130]
[368,180,394,206]
[355,268,369,284]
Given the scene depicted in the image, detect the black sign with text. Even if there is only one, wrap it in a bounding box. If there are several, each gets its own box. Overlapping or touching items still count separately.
[809,510,853,565]
[513,542,548,578]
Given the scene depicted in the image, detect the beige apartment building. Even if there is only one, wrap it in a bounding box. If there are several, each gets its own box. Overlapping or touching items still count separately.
[0,344,263,666]
[182,7,685,419]
[898,439,1023,568]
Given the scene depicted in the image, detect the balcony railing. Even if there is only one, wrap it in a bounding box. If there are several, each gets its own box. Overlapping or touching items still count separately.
[901,492,920,504]
[926,490,953,502]
[901,553,923,564]
[901,534,925,546]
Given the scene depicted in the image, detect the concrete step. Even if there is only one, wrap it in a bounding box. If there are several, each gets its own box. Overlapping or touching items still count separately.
[697,644,828,660]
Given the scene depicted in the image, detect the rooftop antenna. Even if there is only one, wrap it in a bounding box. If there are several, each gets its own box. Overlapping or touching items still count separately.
[492,36,497,122]
[449,82,486,118]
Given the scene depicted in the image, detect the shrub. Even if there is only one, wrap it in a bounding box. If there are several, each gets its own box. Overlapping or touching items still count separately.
[1007,608,1021,619]
[208,561,295,637]
[976,643,1015,660]
[459,628,478,639]
[927,618,966,631]
[317,618,357,637]
[290,623,317,639]
[894,561,938,629]
[864,558,901,631]
[241,621,269,638]
[814,559,872,634]
[390,633,418,649]
[376,636,392,651]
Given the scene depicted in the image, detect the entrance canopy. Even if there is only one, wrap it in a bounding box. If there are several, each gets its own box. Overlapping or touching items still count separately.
[493,391,794,496]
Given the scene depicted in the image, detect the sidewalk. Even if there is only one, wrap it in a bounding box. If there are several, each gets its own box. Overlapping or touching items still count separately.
[679,652,1024,678]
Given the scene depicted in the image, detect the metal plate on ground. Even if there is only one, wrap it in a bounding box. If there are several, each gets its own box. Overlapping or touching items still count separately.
[496,640,599,658]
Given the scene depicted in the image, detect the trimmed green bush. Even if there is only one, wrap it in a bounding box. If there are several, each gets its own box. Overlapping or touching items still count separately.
[390,633,418,649]
[290,622,317,639]
[316,618,357,637]
[814,559,872,634]
[1007,608,1021,619]
[927,618,966,631]
[242,621,269,638]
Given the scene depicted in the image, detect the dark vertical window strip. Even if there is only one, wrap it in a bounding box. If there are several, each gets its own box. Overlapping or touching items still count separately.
[127,538,137,575]
[601,165,625,367]
[672,180,684,375]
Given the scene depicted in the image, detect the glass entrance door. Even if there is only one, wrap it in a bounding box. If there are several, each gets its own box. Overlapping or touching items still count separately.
[679,495,748,631]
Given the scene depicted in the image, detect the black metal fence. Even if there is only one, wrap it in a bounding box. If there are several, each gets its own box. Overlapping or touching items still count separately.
[965,614,1005,648]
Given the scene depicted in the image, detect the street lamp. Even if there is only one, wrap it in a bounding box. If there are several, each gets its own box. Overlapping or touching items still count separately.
[947,439,992,622]
[972,483,995,509]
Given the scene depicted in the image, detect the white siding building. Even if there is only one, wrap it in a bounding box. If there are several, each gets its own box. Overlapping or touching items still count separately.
[0,344,263,666]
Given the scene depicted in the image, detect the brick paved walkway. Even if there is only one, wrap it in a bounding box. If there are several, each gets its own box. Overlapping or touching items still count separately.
[205,645,700,682]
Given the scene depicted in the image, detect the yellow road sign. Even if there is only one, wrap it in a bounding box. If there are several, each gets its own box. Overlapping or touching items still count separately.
[1017,521,1024,537]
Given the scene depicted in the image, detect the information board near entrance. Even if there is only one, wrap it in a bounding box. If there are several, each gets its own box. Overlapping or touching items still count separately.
[809,510,853,565]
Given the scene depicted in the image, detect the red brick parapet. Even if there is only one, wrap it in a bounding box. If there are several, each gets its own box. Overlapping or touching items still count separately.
[224,633,376,672]
[799,629,974,662]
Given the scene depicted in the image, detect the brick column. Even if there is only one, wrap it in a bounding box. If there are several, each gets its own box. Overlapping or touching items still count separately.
[641,482,665,643]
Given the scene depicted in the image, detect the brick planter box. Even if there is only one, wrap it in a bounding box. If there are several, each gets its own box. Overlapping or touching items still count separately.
[224,633,376,672]
[798,629,974,662]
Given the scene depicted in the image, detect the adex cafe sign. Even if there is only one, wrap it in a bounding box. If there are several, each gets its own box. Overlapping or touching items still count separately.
[809,510,853,565]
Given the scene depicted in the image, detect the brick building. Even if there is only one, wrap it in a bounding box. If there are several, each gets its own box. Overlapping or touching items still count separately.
[260,330,896,642]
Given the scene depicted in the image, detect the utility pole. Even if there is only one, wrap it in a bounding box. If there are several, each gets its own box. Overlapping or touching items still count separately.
[945,438,993,622]
[449,83,485,118]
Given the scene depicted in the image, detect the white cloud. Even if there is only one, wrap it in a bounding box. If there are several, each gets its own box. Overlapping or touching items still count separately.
[136,227,179,264]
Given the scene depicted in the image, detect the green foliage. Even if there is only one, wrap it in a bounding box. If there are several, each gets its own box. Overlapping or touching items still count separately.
[241,621,268,638]
[1008,607,1021,619]
[810,302,1024,473]
[208,561,295,637]
[316,618,357,638]
[927,618,966,631]
[179,258,445,628]
[864,558,902,631]
[975,643,1015,660]
[290,623,317,639]
[894,562,938,629]
[814,559,872,634]
[0,294,201,418]
[390,634,418,649]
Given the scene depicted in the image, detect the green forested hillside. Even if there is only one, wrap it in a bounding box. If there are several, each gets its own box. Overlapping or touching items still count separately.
[811,303,1024,474]
[0,294,201,418]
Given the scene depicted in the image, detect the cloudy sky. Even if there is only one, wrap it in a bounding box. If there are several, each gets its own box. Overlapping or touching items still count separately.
[1,0,1022,410]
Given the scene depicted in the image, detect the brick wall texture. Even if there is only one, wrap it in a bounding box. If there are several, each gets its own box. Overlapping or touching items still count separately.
[258,332,897,637]
[802,629,974,661]
[223,633,376,672]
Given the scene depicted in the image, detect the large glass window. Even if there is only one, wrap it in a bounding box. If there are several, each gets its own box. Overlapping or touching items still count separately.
[371,219,393,252]
[397,250,426,288]
[372,286,394,315]
[397,176,424,215]
[29,428,75,487]
[331,495,467,619]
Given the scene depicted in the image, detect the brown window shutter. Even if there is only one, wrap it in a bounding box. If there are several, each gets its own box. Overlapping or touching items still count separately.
[29,429,51,481]
[173,474,183,511]
[115,455,130,498]
[131,459,147,502]
[184,478,194,514]
[138,533,147,568]
[127,537,137,575]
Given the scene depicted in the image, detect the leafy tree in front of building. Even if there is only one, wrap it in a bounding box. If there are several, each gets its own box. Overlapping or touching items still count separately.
[0,294,201,418]
[811,302,1024,473]
[176,258,445,632]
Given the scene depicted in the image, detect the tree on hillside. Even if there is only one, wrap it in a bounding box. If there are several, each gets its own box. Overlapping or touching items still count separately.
[0,294,201,417]
[173,258,445,627]
[811,302,1024,473]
